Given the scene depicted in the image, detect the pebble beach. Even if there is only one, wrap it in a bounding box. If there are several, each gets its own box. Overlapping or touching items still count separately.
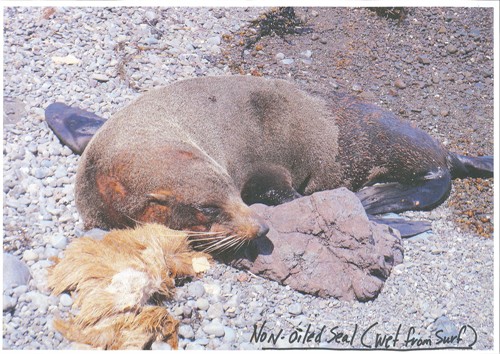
[2,6,496,350]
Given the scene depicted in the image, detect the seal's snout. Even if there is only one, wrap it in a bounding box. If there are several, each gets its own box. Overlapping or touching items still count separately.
[256,221,270,239]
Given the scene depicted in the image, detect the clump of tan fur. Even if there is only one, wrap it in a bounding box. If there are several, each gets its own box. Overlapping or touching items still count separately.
[48,223,211,350]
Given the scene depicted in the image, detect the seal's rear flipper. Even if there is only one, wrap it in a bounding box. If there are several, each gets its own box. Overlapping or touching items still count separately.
[449,153,493,179]
[45,102,106,155]
[368,215,431,238]
[356,171,452,215]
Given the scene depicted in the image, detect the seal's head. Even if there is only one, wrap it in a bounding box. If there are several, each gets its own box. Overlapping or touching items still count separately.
[146,191,269,253]
[78,139,269,254]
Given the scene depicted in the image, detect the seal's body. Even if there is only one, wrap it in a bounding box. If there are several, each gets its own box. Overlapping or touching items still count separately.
[66,76,492,241]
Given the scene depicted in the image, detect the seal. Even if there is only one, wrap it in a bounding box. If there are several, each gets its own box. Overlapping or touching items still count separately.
[45,76,493,243]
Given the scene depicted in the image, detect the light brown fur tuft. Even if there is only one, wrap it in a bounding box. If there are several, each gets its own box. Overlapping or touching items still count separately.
[48,223,211,349]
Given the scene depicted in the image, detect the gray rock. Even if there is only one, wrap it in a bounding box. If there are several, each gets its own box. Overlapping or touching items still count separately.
[151,341,172,350]
[446,45,458,54]
[33,167,49,179]
[229,189,403,301]
[59,293,73,307]
[3,295,18,311]
[223,326,236,342]
[433,315,459,338]
[49,234,67,249]
[91,73,110,82]
[394,78,407,89]
[207,303,224,319]
[11,285,29,298]
[418,54,431,64]
[281,58,294,65]
[3,253,31,289]
[196,298,210,311]
[185,343,205,350]
[25,291,51,313]
[144,11,158,22]
[202,320,225,337]
[288,303,303,315]
[207,36,221,46]
[178,324,195,339]
[83,228,107,240]
[188,281,206,298]
[352,84,362,92]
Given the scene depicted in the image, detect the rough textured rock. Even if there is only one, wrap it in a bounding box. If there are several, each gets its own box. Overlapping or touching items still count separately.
[227,189,403,301]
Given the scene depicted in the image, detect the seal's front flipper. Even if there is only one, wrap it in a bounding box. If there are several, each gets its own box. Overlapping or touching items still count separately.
[368,215,431,238]
[241,165,302,206]
[45,102,106,155]
[356,171,452,215]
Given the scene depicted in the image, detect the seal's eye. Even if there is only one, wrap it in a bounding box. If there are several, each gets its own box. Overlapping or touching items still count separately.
[196,206,222,219]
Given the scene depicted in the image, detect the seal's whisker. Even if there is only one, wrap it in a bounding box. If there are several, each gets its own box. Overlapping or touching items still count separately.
[233,238,248,254]
[189,236,224,242]
[203,235,239,254]
[198,237,229,253]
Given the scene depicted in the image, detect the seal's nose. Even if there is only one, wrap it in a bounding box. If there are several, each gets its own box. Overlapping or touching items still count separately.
[256,222,270,238]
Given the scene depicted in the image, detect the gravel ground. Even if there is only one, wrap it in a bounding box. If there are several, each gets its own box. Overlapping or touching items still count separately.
[2,6,495,350]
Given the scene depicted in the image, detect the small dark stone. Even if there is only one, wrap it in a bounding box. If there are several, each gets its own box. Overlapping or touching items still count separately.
[417,54,430,64]
[394,78,407,89]
[446,45,458,54]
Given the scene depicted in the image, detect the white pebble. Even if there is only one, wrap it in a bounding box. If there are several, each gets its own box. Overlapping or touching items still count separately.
[22,249,38,262]
[49,234,67,249]
[59,293,73,307]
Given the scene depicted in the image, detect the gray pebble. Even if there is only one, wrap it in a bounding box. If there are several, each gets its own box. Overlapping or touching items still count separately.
[394,78,407,89]
[151,341,172,350]
[207,303,224,319]
[207,36,221,46]
[417,54,431,64]
[3,253,31,289]
[196,298,210,311]
[83,228,107,240]
[59,293,73,307]
[185,343,205,350]
[275,53,285,60]
[11,285,29,298]
[352,84,362,92]
[446,45,458,54]
[91,73,110,82]
[25,291,50,313]
[178,324,195,339]
[223,327,236,342]
[301,50,313,58]
[3,295,18,311]
[188,281,206,298]
[281,58,294,65]
[49,235,67,249]
[33,167,49,179]
[288,303,303,315]
[202,320,225,337]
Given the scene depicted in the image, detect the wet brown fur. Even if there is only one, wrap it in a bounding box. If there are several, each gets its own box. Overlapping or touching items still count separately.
[48,223,211,349]
[76,76,338,239]
[76,76,452,239]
